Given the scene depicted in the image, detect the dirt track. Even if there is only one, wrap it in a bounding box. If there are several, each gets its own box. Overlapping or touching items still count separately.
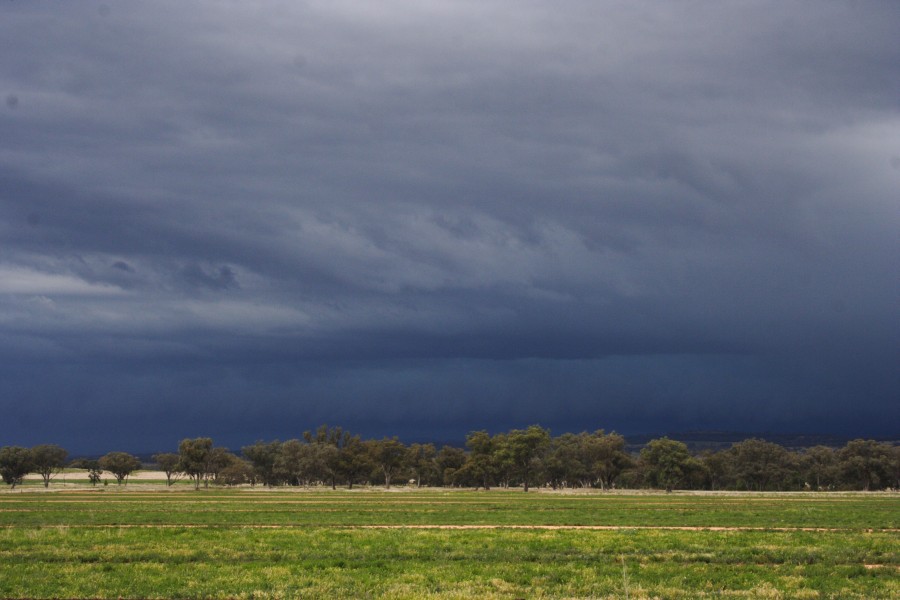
[350,524,900,532]
[5,523,894,532]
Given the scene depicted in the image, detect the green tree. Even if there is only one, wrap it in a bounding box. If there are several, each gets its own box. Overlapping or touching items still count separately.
[700,450,733,490]
[490,433,516,488]
[639,437,695,491]
[370,437,407,488]
[304,424,347,447]
[311,443,340,487]
[889,445,900,490]
[304,425,347,489]
[70,458,103,486]
[152,453,182,486]
[504,425,551,492]
[583,431,632,490]
[542,437,573,490]
[178,437,214,490]
[336,435,373,489]
[0,446,33,489]
[406,443,438,487]
[838,439,893,491]
[728,438,797,491]
[465,431,497,490]
[99,452,141,485]
[551,433,592,488]
[436,445,467,487]
[205,447,237,485]
[242,440,283,487]
[274,439,308,486]
[288,441,337,487]
[30,444,68,488]
[217,458,255,486]
[800,446,837,491]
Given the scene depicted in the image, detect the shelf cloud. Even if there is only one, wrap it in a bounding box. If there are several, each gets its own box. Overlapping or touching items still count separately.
[1,1,897,452]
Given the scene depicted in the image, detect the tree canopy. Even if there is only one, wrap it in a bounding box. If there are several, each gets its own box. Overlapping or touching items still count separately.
[2,430,896,492]
[98,452,141,485]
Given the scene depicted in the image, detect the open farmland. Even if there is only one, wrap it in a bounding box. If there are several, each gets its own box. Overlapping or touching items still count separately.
[0,489,897,599]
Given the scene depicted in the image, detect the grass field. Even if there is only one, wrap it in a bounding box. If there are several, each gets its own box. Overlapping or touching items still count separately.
[0,488,897,599]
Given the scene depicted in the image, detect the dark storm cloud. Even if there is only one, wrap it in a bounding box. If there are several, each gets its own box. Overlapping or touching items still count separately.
[179,264,239,291]
[0,1,897,451]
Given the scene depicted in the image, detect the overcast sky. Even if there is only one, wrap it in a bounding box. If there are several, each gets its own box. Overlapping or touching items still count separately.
[1,1,898,453]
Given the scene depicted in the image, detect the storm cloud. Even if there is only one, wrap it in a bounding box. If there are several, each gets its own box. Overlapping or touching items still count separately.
[1,1,897,453]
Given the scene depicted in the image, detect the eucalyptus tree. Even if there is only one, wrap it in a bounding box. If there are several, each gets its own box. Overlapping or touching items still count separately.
[544,433,587,489]
[700,449,733,491]
[337,435,373,489]
[242,440,283,487]
[206,447,239,485]
[728,438,798,491]
[583,431,632,490]
[0,446,33,489]
[465,430,497,490]
[435,445,466,487]
[304,425,347,489]
[504,425,551,492]
[30,444,68,488]
[70,458,103,485]
[217,458,255,486]
[406,443,438,487]
[889,445,900,491]
[639,437,696,491]
[303,424,347,446]
[838,439,893,491]
[99,452,141,485]
[490,433,516,488]
[152,452,183,486]
[369,437,407,488]
[179,437,214,489]
[800,446,838,491]
[274,439,308,486]
[310,443,340,487]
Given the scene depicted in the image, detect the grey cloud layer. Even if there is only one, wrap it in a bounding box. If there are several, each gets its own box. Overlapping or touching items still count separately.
[1,1,898,448]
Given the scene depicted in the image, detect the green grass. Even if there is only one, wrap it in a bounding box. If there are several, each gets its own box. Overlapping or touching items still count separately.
[0,489,897,598]
[1,489,896,528]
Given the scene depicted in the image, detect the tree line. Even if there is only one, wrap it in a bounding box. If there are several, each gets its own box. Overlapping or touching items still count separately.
[1,425,897,491]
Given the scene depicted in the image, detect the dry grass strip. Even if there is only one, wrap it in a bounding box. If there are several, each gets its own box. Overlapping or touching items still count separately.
[1,523,896,532]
